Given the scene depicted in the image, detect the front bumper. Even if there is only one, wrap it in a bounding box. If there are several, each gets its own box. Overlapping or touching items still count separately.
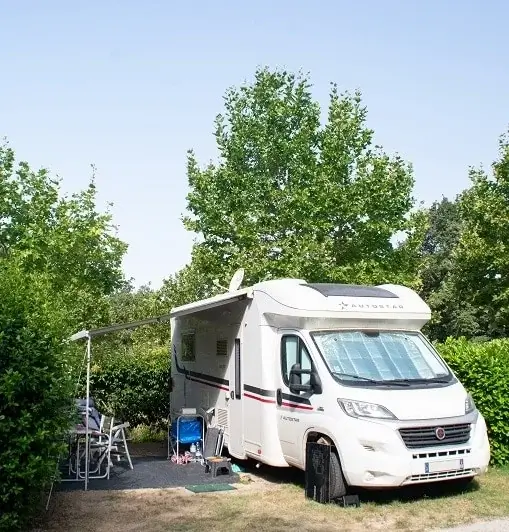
[338,411,490,488]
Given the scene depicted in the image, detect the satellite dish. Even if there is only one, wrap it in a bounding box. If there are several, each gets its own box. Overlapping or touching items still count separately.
[228,268,245,292]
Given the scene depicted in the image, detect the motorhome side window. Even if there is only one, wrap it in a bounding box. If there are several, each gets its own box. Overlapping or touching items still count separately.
[281,335,312,387]
[181,332,195,362]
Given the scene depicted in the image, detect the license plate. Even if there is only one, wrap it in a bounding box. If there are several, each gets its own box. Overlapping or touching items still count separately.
[425,458,464,474]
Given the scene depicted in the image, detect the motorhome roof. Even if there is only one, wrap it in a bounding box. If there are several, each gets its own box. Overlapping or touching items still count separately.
[170,278,430,326]
[247,278,430,330]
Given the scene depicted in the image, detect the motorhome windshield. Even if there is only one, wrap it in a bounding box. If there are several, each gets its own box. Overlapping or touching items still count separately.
[310,330,452,385]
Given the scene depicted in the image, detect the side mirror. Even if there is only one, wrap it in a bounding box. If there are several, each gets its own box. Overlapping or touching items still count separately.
[289,364,322,395]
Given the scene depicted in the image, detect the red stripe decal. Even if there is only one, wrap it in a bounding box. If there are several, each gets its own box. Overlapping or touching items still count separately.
[192,377,229,391]
[281,401,314,411]
[244,392,276,404]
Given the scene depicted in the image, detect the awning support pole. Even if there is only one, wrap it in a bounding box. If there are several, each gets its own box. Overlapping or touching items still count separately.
[84,335,91,491]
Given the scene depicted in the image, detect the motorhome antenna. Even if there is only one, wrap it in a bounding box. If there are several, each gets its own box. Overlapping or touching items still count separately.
[228,268,245,292]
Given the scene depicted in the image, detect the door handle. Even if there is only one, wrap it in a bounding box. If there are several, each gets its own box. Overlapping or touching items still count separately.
[276,388,282,406]
[230,390,235,400]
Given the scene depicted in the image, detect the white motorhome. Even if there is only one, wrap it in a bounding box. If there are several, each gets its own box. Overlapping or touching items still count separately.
[169,277,490,497]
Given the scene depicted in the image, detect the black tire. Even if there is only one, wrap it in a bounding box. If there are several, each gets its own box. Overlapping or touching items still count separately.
[329,449,347,499]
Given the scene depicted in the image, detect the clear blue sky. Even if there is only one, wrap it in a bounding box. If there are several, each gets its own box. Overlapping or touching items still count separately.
[1,1,508,288]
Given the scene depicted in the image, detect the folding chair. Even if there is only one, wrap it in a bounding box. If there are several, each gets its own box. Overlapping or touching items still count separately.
[169,410,204,462]
[109,420,133,470]
[87,416,133,479]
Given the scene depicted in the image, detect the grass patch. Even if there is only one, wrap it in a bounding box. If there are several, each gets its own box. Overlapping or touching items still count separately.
[129,424,166,444]
[44,468,509,532]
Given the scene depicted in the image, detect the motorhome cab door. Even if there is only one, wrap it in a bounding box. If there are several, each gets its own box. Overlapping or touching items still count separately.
[276,330,316,465]
[227,336,244,458]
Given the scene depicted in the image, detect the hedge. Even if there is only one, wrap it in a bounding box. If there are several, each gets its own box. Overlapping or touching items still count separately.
[0,267,73,532]
[82,338,509,466]
[86,347,170,429]
[437,337,509,466]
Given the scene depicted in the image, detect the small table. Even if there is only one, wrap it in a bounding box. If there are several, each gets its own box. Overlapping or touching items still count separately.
[64,424,104,481]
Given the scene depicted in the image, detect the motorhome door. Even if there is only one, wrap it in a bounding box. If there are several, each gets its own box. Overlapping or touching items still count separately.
[276,330,316,466]
[227,336,244,458]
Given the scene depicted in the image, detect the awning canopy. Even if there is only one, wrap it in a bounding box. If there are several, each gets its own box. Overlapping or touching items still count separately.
[69,287,253,342]
[168,287,252,318]
[69,314,173,342]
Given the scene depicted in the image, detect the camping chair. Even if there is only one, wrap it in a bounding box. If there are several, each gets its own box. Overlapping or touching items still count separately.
[169,409,204,462]
[87,415,133,479]
[108,420,133,470]
[86,415,113,478]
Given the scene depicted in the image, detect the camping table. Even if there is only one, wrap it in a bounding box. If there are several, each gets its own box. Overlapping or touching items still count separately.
[63,424,103,482]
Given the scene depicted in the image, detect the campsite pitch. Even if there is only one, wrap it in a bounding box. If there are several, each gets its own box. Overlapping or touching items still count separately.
[42,467,509,532]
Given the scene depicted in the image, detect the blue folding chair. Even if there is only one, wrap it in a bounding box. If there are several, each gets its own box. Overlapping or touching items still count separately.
[169,411,204,461]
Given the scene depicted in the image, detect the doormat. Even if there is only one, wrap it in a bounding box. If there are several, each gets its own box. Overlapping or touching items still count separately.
[185,484,236,493]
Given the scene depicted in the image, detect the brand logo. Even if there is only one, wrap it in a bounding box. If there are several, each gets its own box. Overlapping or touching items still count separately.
[435,427,446,440]
[338,301,404,310]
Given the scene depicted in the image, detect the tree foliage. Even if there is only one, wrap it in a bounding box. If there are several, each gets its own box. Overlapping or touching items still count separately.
[92,284,171,362]
[0,141,130,529]
[181,68,424,297]
[449,130,509,338]
[419,197,480,341]
[0,142,127,332]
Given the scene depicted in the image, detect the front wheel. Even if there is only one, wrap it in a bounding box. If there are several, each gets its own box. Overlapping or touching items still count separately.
[329,450,347,499]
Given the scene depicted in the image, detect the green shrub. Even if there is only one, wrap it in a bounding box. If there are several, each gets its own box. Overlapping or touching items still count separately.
[0,266,73,532]
[130,423,167,443]
[87,347,170,429]
[437,337,509,466]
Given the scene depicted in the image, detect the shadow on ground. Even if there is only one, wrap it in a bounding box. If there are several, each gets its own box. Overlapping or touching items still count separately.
[235,455,480,505]
[58,439,479,504]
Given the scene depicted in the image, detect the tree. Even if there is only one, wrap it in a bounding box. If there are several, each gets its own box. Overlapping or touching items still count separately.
[0,142,128,332]
[418,197,480,341]
[180,67,423,298]
[92,283,171,363]
[449,128,509,338]
[420,197,462,297]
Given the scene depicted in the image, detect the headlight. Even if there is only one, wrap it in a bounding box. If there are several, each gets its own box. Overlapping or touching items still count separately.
[337,398,397,420]
[465,393,476,414]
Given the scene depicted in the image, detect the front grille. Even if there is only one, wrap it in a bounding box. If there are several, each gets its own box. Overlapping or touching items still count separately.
[408,469,475,482]
[412,448,471,460]
[399,423,471,449]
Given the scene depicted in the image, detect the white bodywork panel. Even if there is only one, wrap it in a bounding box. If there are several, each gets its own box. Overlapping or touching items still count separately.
[169,279,491,486]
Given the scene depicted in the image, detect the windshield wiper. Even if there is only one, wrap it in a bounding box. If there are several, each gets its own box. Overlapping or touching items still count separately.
[385,377,450,385]
[331,372,410,386]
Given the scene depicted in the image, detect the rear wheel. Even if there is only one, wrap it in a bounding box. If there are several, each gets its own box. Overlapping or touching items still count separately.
[329,450,347,499]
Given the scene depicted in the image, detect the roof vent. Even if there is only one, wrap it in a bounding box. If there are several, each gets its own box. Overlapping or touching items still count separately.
[304,283,398,298]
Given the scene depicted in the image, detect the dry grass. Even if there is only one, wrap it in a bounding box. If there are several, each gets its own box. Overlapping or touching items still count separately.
[41,468,509,532]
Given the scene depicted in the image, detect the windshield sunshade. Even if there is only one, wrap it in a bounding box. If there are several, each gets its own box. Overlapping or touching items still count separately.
[311,331,450,382]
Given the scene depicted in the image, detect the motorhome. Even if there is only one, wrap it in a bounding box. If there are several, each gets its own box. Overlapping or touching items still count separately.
[169,275,490,497]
